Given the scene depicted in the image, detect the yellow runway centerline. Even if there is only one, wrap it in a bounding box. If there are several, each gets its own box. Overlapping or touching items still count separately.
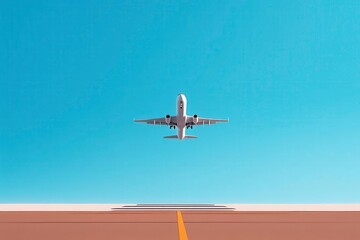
[177,211,189,240]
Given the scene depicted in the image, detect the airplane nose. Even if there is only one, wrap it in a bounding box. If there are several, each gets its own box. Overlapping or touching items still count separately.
[177,93,186,101]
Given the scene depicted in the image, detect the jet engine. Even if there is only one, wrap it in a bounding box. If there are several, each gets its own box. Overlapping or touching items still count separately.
[193,114,199,124]
[165,115,171,124]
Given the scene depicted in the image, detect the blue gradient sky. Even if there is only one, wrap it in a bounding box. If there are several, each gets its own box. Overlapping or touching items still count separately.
[1,1,359,203]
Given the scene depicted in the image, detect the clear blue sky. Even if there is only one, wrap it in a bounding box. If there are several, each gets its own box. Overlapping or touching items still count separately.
[1,0,359,203]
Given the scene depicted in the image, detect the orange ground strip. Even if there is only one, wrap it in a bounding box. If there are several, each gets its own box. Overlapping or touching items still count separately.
[1,211,360,240]
[177,211,188,240]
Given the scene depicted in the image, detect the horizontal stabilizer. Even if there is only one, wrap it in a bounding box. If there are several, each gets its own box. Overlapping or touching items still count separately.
[164,135,178,139]
[185,135,198,139]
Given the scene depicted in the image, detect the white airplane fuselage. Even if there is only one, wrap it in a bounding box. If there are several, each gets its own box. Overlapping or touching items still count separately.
[134,93,228,139]
[176,94,187,140]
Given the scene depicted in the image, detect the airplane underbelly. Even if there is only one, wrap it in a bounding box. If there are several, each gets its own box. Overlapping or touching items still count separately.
[178,127,185,140]
[177,116,187,128]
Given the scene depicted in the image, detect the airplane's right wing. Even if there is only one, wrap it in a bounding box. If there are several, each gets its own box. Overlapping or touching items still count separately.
[134,116,177,126]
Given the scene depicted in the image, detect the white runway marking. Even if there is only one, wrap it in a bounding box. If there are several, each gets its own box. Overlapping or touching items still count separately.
[1,204,360,211]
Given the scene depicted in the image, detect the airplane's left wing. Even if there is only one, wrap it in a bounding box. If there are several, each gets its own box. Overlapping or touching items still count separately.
[186,116,229,126]
[134,116,177,126]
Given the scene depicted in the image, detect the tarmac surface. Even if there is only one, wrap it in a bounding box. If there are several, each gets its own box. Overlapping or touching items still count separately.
[1,204,360,240]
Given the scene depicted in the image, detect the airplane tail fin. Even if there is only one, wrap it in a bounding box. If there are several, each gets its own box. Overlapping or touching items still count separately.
[163,135,178,139]
[185,135,198,139]
[163,135,198,139]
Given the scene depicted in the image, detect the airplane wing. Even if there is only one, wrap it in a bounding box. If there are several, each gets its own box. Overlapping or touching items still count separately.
[186,116,229,126]
[134,116,177,125]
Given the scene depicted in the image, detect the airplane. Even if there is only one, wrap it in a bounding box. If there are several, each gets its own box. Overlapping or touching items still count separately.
[134,94,229,140]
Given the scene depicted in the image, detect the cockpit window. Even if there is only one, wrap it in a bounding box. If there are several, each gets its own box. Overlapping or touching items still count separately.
[180,101,183,109]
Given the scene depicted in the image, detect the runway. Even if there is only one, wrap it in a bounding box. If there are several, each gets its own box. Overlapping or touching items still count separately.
[1,204,360,240]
